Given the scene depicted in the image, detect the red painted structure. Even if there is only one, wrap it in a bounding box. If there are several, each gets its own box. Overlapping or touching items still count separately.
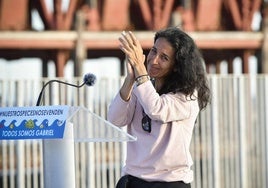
[0,0,265,76]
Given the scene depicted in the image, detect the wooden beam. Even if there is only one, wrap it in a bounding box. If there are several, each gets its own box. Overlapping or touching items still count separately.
[196,0,222,30]
[0,0,30,30]
[37,0,54,29]
[225,0,242,29]
[0,31,263,50]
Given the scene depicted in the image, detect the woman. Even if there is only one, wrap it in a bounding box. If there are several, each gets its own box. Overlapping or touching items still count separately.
[107,27,211,188]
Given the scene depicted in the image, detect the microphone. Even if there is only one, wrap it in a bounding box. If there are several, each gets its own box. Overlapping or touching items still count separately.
[83,73,96,86]
[36,73,96,106]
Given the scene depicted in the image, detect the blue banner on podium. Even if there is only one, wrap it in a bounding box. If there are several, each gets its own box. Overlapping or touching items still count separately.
[0,105,69,140]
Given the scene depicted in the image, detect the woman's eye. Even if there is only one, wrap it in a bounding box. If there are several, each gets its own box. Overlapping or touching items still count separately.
[161,55,169,62]
[150,48,157,53]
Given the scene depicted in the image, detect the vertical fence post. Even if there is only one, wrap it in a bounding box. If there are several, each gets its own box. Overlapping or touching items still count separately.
[238,76,248,188]
[265,76,268,188]
[16,80,25,188]
[210,75,221,188]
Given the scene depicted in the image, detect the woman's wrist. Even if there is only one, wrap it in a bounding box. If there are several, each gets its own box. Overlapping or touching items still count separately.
[119,75,135,101]
[135,75,150,86]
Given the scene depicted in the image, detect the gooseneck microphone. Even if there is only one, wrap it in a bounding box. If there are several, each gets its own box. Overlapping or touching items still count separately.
[36,73,96,106]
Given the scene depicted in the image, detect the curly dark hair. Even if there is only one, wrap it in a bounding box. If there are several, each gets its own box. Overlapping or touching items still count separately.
[154,27,211,110]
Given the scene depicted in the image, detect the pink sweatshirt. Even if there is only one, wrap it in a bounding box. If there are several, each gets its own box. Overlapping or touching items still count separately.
[107,81,199,183]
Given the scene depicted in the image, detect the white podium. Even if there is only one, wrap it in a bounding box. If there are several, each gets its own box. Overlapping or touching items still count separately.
[0,105,136,188]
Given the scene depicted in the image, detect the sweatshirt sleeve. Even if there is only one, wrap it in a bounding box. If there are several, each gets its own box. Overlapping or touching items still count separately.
[133,81,198,123]
[107,92,137,127]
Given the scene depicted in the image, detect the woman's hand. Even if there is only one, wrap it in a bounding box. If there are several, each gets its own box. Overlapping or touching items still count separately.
[119,31,147,78]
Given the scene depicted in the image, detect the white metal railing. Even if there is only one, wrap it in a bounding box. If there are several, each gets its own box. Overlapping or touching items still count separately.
[0,75,267,188]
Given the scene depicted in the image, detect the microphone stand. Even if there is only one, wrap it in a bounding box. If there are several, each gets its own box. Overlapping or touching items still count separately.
[36,79,85,106]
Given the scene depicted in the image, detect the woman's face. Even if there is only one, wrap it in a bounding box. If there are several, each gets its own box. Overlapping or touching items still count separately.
[146,37,175,80]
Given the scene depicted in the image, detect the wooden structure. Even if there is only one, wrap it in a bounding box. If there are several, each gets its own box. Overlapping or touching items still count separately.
[0,0,266,76]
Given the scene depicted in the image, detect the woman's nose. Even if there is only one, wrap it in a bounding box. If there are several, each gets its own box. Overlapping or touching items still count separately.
[151,55,159,64]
